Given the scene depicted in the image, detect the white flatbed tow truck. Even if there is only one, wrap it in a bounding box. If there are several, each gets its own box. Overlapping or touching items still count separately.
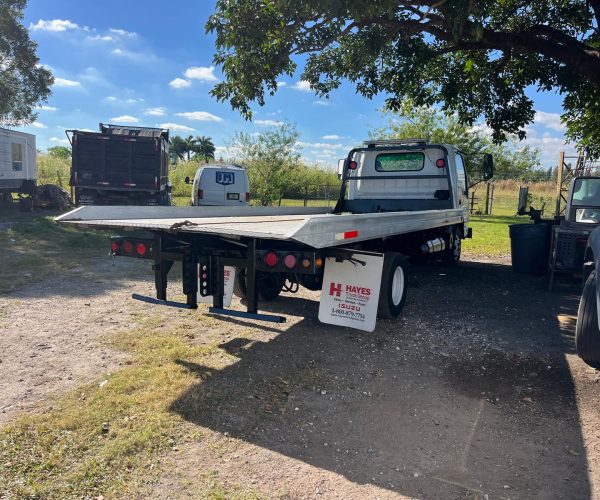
[57,139,494,331]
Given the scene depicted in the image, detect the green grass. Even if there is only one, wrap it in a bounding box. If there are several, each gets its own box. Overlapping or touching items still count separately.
[0,216,110,294]
[0,317,221,498]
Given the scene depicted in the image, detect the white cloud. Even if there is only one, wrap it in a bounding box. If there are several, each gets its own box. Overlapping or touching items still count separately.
[175,111,223,122]
[157,122,196,133]
[297,141,345,151]
[110,115,140,123]
[53,77,81,88]
[169,78,191,89]
[50,137,70,145]
[109,28,137,38]
[534,110,565,132]
[255,119,284,127]
[105,96,118,101]
[30,19,79,32]
[313,100,329,106]
[183,66,218,82]
[322,134,341,140]
[277,81,287,88]
[144,107,166,116]
[30,122,47,129]
[35,105,58,112]
[292,80,312,92]
[87,35,114,42]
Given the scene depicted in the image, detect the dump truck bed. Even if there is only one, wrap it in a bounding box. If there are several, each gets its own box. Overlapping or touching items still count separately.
[56,205,465,249]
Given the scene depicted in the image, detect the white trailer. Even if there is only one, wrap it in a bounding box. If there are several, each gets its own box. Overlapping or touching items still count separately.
[0,128,37,197]
[57,140,494,331]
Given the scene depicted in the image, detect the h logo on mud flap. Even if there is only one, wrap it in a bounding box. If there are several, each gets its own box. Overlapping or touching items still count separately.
[329,282,342,297]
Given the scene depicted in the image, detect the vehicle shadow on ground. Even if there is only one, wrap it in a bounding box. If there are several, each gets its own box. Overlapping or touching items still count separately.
[171,259,589,498]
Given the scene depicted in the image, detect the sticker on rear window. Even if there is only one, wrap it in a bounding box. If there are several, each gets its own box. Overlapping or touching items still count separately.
[216,172,235,185]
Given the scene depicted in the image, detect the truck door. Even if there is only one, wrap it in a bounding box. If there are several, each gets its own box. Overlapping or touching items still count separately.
[454,153,468,212]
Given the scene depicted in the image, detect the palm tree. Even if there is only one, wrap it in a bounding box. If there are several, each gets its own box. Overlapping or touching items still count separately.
[183,135,197,161]
[193,136,215,163]
[169,135,187,163]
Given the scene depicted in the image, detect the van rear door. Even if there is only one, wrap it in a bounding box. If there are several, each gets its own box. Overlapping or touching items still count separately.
[221,170,245,204]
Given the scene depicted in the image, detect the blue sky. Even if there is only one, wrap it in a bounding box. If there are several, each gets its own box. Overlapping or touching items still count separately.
[18,0,576,168]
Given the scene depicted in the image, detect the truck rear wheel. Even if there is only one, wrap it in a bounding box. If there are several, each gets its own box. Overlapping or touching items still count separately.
[441,233,461,266]
[576,270,600,369]
[233,268,283,301]
[377,252,407,319]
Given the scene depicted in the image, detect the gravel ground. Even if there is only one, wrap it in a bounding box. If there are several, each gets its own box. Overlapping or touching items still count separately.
[1,254,599,499]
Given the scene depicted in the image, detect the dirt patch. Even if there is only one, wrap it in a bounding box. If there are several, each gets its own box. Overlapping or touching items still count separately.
[0,257,167,424]
[2,254,599,498]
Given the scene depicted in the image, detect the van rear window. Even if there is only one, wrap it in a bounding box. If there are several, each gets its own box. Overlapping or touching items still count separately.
[375,152,424,172]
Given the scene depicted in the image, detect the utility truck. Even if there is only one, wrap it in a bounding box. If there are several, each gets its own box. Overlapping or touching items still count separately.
[68,124,171,206]
[57,139,493,332]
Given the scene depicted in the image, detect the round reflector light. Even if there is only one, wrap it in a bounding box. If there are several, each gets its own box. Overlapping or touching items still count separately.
[284,254,297,269]
[436,158,445,168]
[348,161,358,170]
[264,251,278,267]
[301,258,311,268]
[123,240,133,253]
[111,241,119,253]
[136,242,146,256]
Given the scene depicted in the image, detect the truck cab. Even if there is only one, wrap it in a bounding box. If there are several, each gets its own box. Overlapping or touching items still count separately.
[341,141,470,215]
[337,140,492,258]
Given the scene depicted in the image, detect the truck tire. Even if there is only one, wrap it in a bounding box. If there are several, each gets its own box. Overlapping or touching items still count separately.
[233,268,283,301]
[441,233,461,266]
[377,252,407,319]
[576,270,600,369]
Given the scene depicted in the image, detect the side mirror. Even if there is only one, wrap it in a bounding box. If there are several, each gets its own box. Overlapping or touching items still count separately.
[483,154,494,180]
[184,176,190,184]
[337,159,347,179]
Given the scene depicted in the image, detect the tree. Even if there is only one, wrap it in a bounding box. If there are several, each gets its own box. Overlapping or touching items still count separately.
[370,102,541,179]
[230,123,300,205]
[169,135,188,163]
[0,0,53,126]
[207,1,600,157]
[47,145,71,159]
[193,135,216,162]
[183,135,197,161]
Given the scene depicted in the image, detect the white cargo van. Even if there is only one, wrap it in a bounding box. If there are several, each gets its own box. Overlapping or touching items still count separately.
[186,164,250,206]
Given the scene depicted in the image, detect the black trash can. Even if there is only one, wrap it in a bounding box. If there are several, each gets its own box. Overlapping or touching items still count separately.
[509,223,551,275]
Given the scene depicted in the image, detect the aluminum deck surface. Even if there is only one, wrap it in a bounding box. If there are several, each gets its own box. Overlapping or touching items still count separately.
[57,205,465,249]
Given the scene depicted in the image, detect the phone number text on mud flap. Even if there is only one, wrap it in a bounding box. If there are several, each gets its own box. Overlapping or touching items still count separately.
[331,308,366,321]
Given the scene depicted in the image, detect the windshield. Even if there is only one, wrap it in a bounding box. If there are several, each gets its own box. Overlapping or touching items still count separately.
[572,178,600,206]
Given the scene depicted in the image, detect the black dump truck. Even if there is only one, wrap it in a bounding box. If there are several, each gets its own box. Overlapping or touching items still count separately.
[68,124,171,206]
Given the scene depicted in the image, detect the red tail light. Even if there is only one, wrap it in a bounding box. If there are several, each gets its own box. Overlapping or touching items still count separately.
[136,242,147,256]
[283,253,297,269]
[436,159,445,168]
[198,189,203,200]
[264,251,278,267]
[348,161,358,170]
[246,192,250,202]
[123,241,133,253]
[111,241,119,253]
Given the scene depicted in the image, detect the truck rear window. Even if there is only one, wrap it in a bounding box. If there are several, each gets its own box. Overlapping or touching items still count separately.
[375,152,424,172]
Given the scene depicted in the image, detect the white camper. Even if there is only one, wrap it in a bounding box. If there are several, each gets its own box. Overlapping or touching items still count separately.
[0,128,37,196]
[186,164,250,206]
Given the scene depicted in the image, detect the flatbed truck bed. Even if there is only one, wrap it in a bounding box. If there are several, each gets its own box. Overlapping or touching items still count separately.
[56,205,464,249]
